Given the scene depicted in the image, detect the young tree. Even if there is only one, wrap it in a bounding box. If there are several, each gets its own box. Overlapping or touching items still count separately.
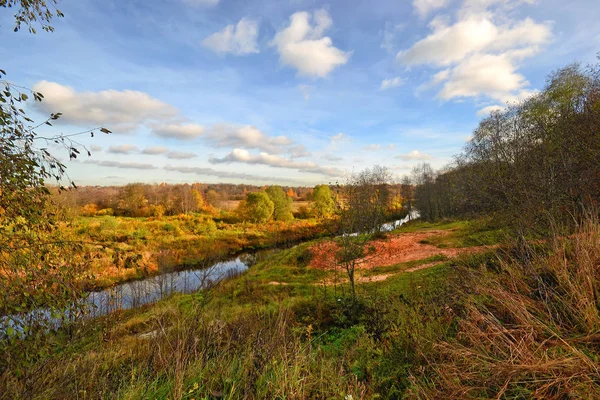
[335,166,393,301]
[0,1,110,381]
[310,184,335,219]
[265,185,294,222]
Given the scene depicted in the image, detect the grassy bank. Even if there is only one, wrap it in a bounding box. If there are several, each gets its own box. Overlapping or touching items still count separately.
[59,215,329,290]
[4,218,600,399]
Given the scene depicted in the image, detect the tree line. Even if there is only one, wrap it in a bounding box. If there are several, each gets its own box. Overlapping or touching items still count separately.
[410,60,600,233]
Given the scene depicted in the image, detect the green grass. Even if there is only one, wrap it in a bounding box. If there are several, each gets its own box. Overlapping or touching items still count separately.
[2,224,461,399]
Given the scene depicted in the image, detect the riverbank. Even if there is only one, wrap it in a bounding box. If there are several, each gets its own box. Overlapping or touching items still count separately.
[1,217,505,399]
[61,215,331,291]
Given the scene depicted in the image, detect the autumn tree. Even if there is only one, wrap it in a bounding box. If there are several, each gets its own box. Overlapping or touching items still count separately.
[205,189,222,209]
[310,184,335,219]
[335,166,393,301]
[239,192,274,223]
[0,0,109,384]
[117,183,148,216]
[266,185,294,222]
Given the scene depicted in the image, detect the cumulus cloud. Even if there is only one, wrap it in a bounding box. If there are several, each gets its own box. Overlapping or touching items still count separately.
[271,9,350,77]
[107,144,139,154]
[32,81,178,132]
[90,145,103,152]
[363,144,382,151]
[203,124,293,154]
[141,146,169,155]
[210,148,343,177]
[202,18,260,55]
[166,151,197,159]
[152,123,204,140]
[413,0,450,18]
[380,77,405,90]
[164,165,284,182]
[84,160,157,170]
[398,1,552,105]
[331,133,348,143]
[395,150,433,161]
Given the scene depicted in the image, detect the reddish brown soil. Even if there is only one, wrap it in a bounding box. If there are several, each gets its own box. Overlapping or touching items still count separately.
[309,230,486,271]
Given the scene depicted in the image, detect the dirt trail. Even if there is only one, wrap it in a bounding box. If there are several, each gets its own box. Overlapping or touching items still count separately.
[309,230,486,271]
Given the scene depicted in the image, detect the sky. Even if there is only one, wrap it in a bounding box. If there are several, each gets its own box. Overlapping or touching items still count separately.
[1,0,599,186]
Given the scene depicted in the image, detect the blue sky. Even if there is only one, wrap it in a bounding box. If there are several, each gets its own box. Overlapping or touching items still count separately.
[2,0,598,186]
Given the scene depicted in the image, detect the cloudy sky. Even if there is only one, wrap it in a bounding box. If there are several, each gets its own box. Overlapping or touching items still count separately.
[2,0,598,186]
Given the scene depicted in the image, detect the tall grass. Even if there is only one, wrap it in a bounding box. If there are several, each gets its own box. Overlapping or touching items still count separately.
[410,217,600,399]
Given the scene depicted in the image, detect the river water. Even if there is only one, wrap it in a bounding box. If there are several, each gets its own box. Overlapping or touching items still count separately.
[3,212,419,331]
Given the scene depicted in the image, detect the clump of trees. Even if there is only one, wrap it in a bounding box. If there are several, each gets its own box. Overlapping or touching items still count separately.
[412,60,600,233]
[265,185,294,221]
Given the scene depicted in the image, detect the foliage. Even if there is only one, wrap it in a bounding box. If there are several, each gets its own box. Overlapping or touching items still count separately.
[239,191,274,223]
[334,166,393,300]
[310,184,335,219]
[265,185,294,222]
[413,60,600,232]
[1,0,64,33]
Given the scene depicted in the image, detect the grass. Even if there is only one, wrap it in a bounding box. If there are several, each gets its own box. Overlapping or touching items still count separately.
[0,227,458,399]
[59,214,328,290]
[398,217,505,248]
[5,217,600,399]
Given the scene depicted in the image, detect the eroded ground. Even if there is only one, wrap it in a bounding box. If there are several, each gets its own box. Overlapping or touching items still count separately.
[308,229,490,283]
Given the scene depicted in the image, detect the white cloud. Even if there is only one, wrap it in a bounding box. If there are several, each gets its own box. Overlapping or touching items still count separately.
[107,144,139,154]
[90,145,103,152]
[141,146,169,155]
[164,165,291,182]
[202,18,260,55]
[397,1,552,106]
[152,123,204,140]
[331,133,348,143]
[413,0,450,18]
[166,151,197,159]
[203,124,294,154]
[476,105,504,116]
[396,150,433,161]
[84,160,157,170]
[271,9,350,77]
[388,144,397,150]
[437,53,528,100]
[32,81,178,132]
[380,77,405,90]
[210,148,343,177]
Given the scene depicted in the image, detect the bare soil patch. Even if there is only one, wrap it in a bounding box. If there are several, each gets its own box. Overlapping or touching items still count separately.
[309,230,486,271]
